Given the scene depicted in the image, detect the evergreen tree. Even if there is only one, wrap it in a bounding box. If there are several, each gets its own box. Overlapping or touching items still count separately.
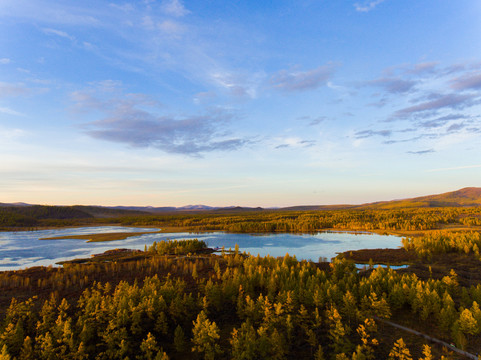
[314,345,325,360]
[173,325,185,353]
[326,306,351,355]
[140,333,159,360]
[0,345,11,360]
[458,308,477,335]
[388,338,412,360]
[191,311,222,360]
[418,345,433,360]
[18,336,35,360]
[230,321,257,360]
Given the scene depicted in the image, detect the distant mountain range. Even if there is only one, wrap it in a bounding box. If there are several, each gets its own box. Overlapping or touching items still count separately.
[2,187,481,215]
[109,205,219,212]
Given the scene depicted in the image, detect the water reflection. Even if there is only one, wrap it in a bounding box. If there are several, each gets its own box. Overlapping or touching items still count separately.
[0,227,401,270]
[355,264,409,270]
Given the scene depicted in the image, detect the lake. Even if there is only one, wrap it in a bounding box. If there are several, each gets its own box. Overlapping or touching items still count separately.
[0,226,402,271]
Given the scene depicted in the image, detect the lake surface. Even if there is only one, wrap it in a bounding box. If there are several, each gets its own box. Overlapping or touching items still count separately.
[0,226,401,271]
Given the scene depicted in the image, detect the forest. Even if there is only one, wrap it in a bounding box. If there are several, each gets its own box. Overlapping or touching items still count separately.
[2,204,481,235]
[0,207,481,358]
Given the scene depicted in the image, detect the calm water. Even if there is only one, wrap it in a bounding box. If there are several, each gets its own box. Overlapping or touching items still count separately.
[0,227,401,271]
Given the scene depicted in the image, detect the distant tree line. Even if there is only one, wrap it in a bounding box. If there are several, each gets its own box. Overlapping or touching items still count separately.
[2,205,481,233]
[118,207,481,233]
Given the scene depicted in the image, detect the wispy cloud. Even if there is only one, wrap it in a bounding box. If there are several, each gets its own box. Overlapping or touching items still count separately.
[418,114,468,129]
[0,1,99,25]
[72,82,246,156]
[427,164,481,172]
[383,136,422,145]
[209,71,259,99]
[0,82,30,97]
[450,72,481,90]
[407,149,435,155]
[157,19,186,38]
[446,122,466,132]
[354,0,386,12]
[354,129,391,139]
[270,64,337,92]
[0,58,10,64]
[0,106,24,116]
[405,62,438,75]
[109,3,135,13]
[0,127,25,141]
[42,28,75,41]
[392,93,477,119]
[368,77,417,94]
[307,116,327,126]
[274,137,316,149]
[161,0,190,17]
[85,109,246,156]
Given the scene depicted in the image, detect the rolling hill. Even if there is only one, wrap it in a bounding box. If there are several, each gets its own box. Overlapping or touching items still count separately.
[360,187,481,209]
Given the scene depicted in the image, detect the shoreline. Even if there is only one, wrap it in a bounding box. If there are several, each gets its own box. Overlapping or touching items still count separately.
[5,223,481,240]
[37,227,403,243]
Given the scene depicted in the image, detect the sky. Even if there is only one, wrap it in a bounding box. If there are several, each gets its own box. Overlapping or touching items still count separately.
[1,0,481,207]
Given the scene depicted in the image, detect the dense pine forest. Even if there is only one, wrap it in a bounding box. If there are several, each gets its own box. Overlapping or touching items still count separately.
[1,205,481,358]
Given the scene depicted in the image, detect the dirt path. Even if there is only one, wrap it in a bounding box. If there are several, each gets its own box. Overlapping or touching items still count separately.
[373,316,478,360]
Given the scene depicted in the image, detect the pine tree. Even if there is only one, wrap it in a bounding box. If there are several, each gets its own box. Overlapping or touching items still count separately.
[140,333,159,360]
[0,345,11,360]
[418,344,433,360]
[154,350,169,360]
[314,345,325,360]
[37,332,57,360]
[0,321,24,357]
[75,342,88,360]
[353,318,378,360]
[326,306,350,354]
[18,336,35,360]
[458,308,477,335]
[230,321,257,360]
[470,301,481,334]
[191,311,222,360]
[173,325,185,353]
[388,338,412,360]
[342,291,358,326]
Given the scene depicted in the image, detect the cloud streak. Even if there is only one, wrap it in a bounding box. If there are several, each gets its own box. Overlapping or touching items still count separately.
[392,93,477,119]
[354,129,391,139]
[161,0,190,17]
[368,77,417,94]
[427,164,481,173]
[354,0,386,12]
[274,137,316,149]
[450,72,481,90]
[0,106,24,116]
[407,149,435,155]
[0,82,30,97]
[270,64,336,92]
[42,28,75,41]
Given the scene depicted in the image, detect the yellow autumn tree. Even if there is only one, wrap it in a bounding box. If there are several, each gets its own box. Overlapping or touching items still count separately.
[388,338,412,360]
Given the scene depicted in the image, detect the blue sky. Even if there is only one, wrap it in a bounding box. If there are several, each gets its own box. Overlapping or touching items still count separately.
[1,0,481,207]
